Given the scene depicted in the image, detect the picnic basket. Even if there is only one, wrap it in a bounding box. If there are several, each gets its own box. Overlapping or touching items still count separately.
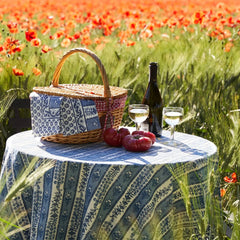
[32,48,128,144]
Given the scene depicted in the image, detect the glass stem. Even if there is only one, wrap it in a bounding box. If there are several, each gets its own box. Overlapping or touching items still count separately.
[170,125,175,140]
[136,122,141,130]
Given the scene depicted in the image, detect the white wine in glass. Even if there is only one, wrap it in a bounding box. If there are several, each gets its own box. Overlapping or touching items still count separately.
[129,104,149,130]
[163,107,183,145]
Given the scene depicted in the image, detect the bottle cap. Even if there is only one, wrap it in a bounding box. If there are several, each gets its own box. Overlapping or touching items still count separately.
[149,62,158,67]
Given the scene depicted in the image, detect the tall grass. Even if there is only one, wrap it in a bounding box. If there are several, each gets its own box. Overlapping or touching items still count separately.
[0,157,55,239]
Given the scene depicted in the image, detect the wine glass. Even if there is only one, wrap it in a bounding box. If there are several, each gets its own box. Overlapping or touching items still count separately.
[128,104,149,130]
[163,107,184,145]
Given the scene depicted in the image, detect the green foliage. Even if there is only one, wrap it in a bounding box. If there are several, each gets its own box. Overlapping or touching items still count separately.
[0,89,29,160]
[0,157,55,239]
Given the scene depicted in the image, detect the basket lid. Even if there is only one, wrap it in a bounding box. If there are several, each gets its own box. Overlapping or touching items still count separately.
[33,84,128,100]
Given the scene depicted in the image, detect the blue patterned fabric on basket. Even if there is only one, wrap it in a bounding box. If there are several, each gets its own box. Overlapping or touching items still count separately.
[30,92,101,137]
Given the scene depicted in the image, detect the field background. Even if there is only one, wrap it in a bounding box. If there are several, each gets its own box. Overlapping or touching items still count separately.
[0,0,239,238]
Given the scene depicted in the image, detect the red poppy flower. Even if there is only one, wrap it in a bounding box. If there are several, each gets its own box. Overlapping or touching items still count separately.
[49,35,56,40]
[61,38,71,48]
[224,42,234,52]
[220,188,226,197]
[41,45,52,53]
[56,31,65,39]
[81,35,92,46]
[193,11,205,24]
[31,38,41,47]
[224,172,237,183]
[73,32,81,40]
[12,44,24,53]
[12,68,24,76]
[25,29,37,42]
[126,40,136,46]
[7,21,18,33]
[32,67,41,76]
[231,172,237,182]
[224,176,232,183]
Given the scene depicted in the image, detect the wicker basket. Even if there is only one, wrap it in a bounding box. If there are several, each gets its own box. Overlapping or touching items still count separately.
[32,48,128,144]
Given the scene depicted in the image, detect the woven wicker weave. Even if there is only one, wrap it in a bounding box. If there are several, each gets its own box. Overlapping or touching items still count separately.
[32,48,128,144]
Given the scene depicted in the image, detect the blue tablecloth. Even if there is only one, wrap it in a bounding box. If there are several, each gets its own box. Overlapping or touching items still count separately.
[0,130,218,240]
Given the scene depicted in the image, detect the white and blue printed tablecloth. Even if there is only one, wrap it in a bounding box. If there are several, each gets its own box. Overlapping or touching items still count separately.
[0,130,218,240]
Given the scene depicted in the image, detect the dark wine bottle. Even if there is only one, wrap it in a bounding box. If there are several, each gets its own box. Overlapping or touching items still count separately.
[142,62,163,137]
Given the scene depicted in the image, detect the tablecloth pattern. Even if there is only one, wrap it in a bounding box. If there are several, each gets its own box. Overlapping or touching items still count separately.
[0,130,218,240]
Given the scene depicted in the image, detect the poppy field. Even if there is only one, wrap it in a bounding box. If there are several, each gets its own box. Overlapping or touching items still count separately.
[0,0,240,87]
[0,0,240,239]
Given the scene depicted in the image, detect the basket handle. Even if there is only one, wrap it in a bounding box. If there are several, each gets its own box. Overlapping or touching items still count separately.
[51,48,111,98]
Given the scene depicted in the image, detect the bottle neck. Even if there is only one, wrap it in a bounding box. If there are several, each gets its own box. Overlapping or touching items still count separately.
[149,63,158,82]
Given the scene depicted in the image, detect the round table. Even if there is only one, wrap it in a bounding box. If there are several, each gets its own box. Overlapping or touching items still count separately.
[0,130,218,240]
